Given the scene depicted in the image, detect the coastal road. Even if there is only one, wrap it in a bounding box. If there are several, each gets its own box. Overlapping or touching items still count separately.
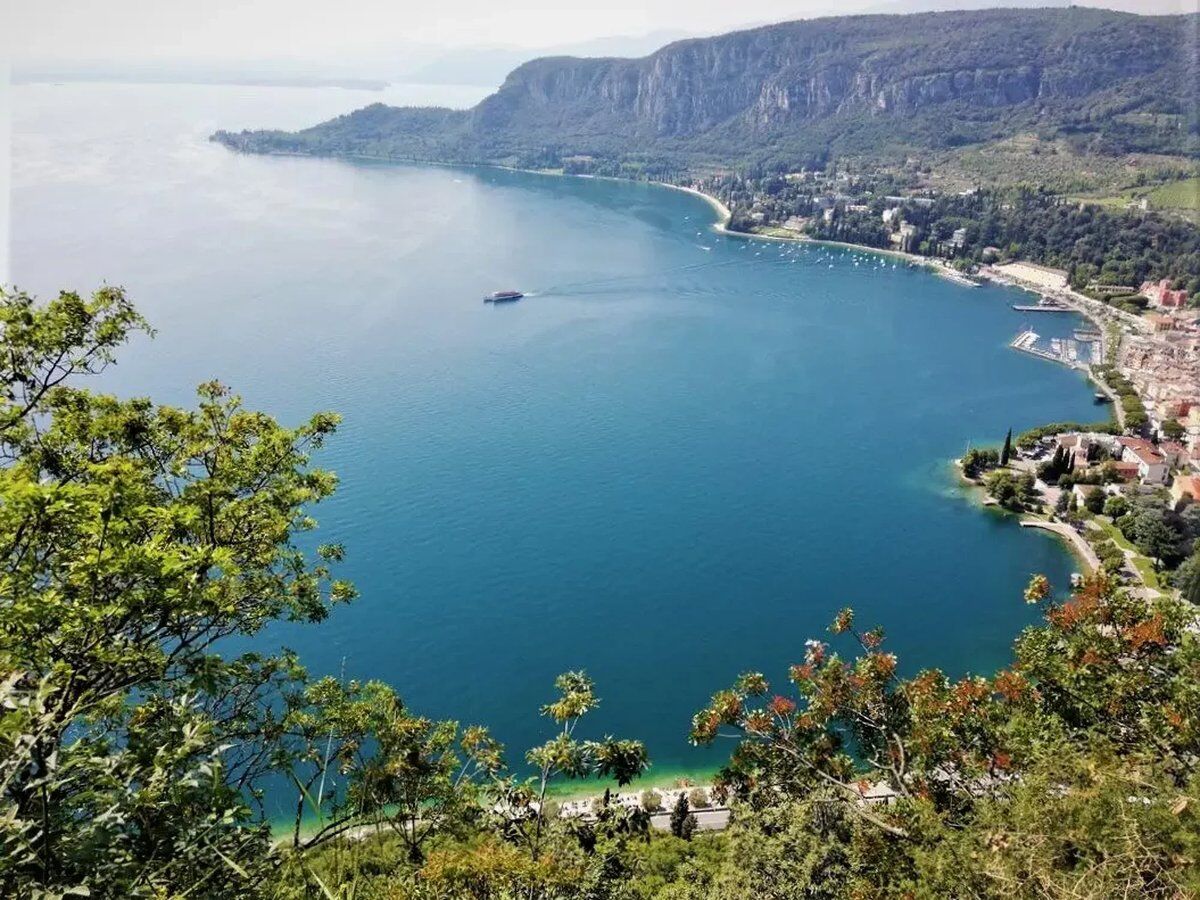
[649,808,731,832]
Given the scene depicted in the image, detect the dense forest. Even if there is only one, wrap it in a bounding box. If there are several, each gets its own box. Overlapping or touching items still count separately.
[3,286,1199,898]
[212,8,1198,174]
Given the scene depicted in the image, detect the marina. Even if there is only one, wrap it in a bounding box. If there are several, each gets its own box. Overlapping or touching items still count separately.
[1010,328,1102,370]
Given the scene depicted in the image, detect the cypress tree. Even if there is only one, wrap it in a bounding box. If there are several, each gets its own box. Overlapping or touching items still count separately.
[1000,428,1013,466]
[680,812,698,841]
[1050,446,1064,478]
[670,792,690,838]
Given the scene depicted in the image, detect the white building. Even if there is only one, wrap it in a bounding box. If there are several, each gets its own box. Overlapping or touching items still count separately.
[1119,438,1169,485]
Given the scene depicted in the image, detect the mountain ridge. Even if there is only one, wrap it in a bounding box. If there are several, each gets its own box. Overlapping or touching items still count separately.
[213,7,1199,176]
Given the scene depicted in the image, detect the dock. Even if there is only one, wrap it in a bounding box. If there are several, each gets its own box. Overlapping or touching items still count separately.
[1009,329,1099,370]
[1010,329,1065,364]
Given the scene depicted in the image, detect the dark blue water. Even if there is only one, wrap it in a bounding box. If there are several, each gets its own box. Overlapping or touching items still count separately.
[12,84,1102,802]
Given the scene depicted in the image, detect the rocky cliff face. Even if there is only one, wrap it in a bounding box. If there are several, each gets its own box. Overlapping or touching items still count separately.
[471,8,1180,137]
[213,8,1196,169]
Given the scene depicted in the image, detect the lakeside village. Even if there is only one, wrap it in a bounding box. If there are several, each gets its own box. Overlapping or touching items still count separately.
[956,262,1200,604]
[670,164,1200,599]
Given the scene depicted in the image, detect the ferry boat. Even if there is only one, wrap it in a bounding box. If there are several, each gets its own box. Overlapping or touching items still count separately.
[484,290,523,303]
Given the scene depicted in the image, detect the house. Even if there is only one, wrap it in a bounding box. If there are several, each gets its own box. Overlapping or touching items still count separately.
[1185,407,1200,451]
[1110,461,1142,482]
[1118,437,1169,484]
[1056,432,1108,468]
[948,227,968,250]
[1147,313,1177,333]
[1170,475,1200,505]
[1056,433,1104,469]
[894,222,918,253]
[1159,441,1188,468]
[1140,279,1188,310]
[881,207,902,225]
[884,195,935,208]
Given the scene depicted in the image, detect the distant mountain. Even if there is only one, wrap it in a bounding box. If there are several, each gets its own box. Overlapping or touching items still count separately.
[399,31,691,87]
[862,0,1186,13]
[214,8,1199,177]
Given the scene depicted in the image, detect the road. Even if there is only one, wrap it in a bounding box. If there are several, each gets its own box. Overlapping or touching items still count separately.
[649,808,731,832]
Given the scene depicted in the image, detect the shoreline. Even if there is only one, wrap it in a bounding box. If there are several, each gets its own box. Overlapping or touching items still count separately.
[230,146,962,274]
[1019,519,1099,574]
[954,462,1099,577]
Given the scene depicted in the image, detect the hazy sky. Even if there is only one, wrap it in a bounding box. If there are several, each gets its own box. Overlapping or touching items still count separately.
[7,0,1192,65]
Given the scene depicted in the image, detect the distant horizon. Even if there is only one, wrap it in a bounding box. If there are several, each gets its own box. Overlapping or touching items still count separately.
[10,0,1192,79]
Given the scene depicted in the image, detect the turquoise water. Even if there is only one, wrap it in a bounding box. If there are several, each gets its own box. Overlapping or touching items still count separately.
[12,84,1102,807]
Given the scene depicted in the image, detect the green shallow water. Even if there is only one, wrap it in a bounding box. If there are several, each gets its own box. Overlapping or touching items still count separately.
[12,82,1105,816]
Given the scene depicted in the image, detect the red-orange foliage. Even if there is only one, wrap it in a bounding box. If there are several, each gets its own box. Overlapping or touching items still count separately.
[1078,648,1105,668]
[992,669,1031,703]
[789,663,814,683]
[768,695,796,717]
[1124,614,1166,651]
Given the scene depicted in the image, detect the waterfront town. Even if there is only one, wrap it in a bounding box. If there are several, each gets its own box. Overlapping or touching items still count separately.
[955,260,1200,601]
[693,167,1199,600]
[682,165,1200,603]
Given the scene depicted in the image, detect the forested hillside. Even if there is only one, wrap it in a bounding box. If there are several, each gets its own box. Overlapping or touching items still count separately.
[213,7,1198,175]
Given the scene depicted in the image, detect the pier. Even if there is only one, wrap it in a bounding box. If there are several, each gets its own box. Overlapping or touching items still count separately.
[1009,329,1100,370]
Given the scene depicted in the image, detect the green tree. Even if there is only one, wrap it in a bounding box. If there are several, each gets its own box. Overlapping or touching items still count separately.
[281,676,501,863]
[1162,418,1185,441]
[1104,494,1130,518]
[679,812,698,842]
[0,287,353,897]
[1186,560,1200,607]
[1000,428,1013,466]
[1125,510,1184,570]
[670,792,690,838]
[961,447,999,479]
[1083,487,1106,515]
[487,671,649,869]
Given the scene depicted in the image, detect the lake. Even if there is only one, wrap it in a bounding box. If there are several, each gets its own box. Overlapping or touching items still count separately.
[10,82,1102,806]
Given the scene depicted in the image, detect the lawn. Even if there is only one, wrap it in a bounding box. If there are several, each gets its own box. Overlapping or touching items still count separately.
[1092,518,1162,590]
